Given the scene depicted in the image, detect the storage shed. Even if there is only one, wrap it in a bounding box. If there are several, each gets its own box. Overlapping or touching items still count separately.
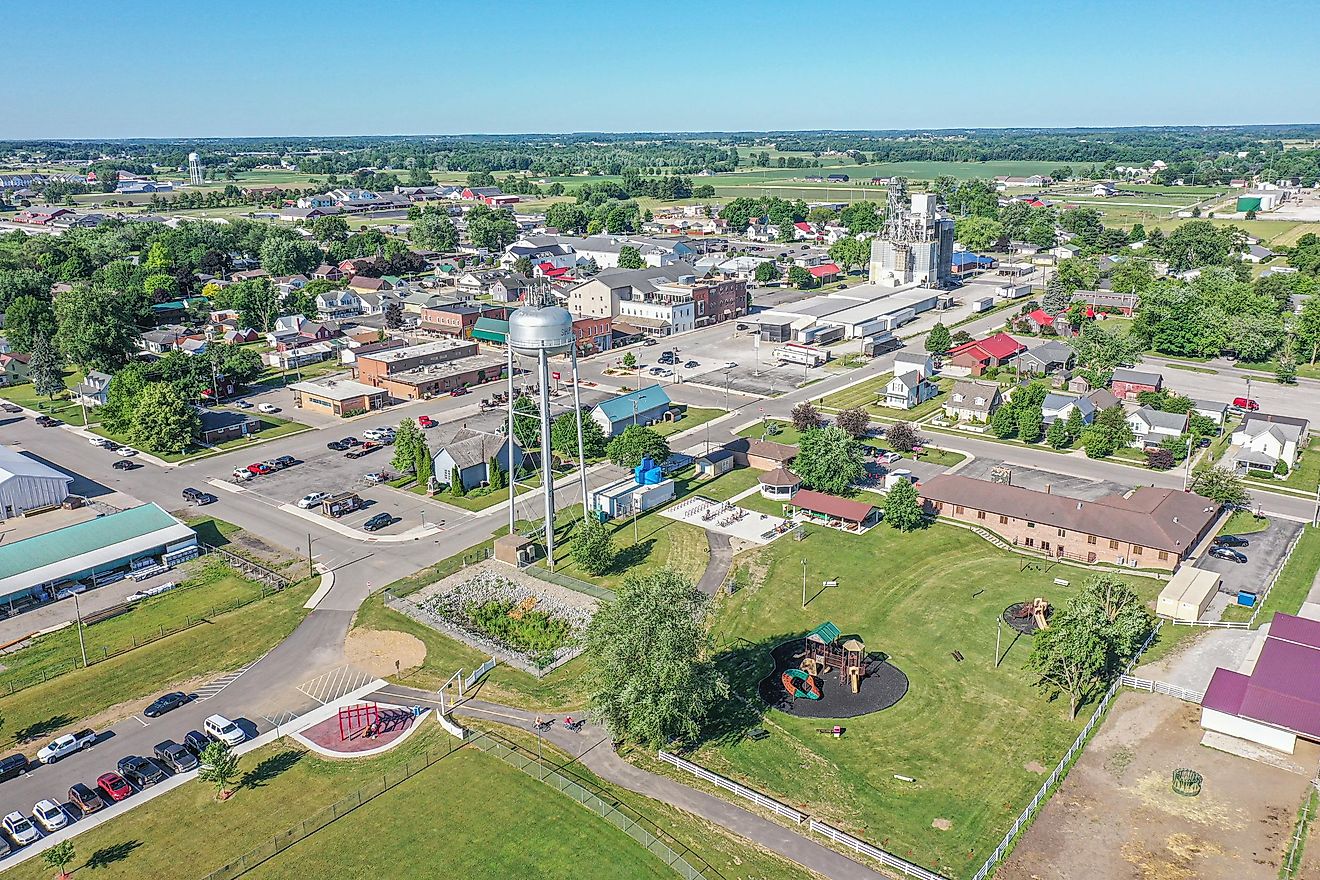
[1156,566,1221,622]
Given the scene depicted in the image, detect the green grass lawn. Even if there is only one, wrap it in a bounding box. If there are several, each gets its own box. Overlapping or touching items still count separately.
[913,447,968,468]
[1277,438,1320,493]
[690,466,763,502]
[0,368,97,426]
[818,374,953,422]
[0,579,312,751]
[653,404,723,438]
[89,411,310,463]
[1218,510,1272,536]
[0,558,268,695]
[1221,524,1320,625]
[693,521,1177,879]
[736,418,804,446]
[421,470,551,512]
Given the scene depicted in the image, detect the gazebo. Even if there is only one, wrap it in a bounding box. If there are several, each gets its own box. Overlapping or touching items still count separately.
[758,467,801,500]
[784,489,879,533]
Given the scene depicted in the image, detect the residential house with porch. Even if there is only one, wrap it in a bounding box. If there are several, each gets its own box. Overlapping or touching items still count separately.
[945,332,1027,377]
[1041,392,1096,426]
[0,353,31,387]
[1017,340,1076,375]
[944,380,1002,422]
[1127,406,1187,449]
[72,371,113,406]
[1230,413,1309,472]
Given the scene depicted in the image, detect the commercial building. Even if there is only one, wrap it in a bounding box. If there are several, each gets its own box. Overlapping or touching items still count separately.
[197,409,262,444]
[591,386,673,437]
[375,355,506,400]
[562,264,746,336]
[420,302,507,337]
[0,448,74,519]
[747,284,944,344]
[289,377,391,417]
[356,338,480,385]
[868,185,955,288]
[0,504,197,608]
[920,474,1219,570]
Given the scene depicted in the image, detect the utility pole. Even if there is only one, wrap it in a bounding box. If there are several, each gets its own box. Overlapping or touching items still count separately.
[1183,436,1194,491]
[72,591,88,668]
[801,558,807,609]
[307,533,315,579]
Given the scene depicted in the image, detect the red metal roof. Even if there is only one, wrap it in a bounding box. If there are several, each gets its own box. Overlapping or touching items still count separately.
[1027,309,1055,325]
[1266,612,1320,650]
[1202,668,1249,715]
[1202,613,1320,739]
[807,263,841,278]
[789,489,875,523]
[947,332,1025,362]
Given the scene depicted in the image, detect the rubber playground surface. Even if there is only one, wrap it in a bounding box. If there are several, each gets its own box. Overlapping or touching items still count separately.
[300,705,418,754]
[758,639,909,719]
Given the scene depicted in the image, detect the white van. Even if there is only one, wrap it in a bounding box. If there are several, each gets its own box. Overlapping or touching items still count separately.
[204,714,246,747]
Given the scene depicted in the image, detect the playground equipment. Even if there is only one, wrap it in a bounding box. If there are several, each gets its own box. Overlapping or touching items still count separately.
[804,622,868,692]
[337,702,379,741]
[1011,598,1052,631]
[1172,768,1203,797]
[782,668,820,700]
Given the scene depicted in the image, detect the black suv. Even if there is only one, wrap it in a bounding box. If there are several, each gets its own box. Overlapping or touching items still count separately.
[0,753,29,783]
[273,455,296,469]
[327,438,358,451]
[153,740,199,773]
[117,755,169,788]
[1213,534,1249,548]
[182,487,216,505]
[181,730,212,757]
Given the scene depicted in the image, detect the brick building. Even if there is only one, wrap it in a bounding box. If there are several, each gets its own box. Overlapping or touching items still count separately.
[356,339,478,386]
[920,474,1218,571]
[420,303,507,338]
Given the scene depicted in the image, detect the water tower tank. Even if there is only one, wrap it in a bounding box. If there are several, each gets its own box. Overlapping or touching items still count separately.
[508,304,574,357]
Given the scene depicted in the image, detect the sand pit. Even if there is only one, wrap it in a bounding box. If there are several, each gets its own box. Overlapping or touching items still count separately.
[344,628,426,678]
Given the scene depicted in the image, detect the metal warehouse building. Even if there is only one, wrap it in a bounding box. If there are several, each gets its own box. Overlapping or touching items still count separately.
[0,447,74,518]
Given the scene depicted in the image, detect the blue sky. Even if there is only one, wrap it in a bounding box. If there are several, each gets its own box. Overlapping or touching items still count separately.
[5,0,1318,138]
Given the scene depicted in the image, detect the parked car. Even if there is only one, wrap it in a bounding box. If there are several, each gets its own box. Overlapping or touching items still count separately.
[655,368,673,377]
[363,512,394,532]
[117,756,168,788]
[257,403,280,413]
[882,451,903,464]
[0,753,30,783]
[417,415,436,428]
[273,455,296,469]
[684,360,699,369]
[32,799,67,832]
[35,415,60,427]
[246,462,273,476]
[68,783,106,816]
[233,400,253,409]
[735,323,748,331]
[36,729,97,764]
[2,811,40,846]
[231,467,253,481]
[89,436,110,447]
[182,487,216,506]
[112,459,140,471]
[1208,546,1248,563]
[153,740,199,773]
[0,402,21,413]
[449,387,469,396]
[115,446,138,457]
[0,835,8,858]
[362,427,394,442]
[181,730,211,758]
[1232,397,1260,411]
[363,472,387,484]
[203,714,246,747]
[96,772,132,802]
[298,492,328,510]
[143,691,190,718]
[1214,535,1250,548]
[720,361,738,370]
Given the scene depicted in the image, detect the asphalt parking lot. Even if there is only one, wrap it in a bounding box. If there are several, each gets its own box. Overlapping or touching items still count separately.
[1193,518,1303,597]
[957,457,1130,501]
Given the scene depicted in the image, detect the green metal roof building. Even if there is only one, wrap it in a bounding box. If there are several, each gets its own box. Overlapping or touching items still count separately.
[472,317,509,344]
[1237,196,1262,213]
[0,503,198,606]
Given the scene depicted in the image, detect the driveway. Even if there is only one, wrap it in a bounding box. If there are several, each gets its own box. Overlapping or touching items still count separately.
[1192,519,1303,598]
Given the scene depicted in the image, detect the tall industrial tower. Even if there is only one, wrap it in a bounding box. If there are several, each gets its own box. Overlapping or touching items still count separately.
[187,152,203,187]
[867,178,955,288]
[505,283,590,569]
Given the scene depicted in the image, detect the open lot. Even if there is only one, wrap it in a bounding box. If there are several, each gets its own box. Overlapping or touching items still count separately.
[1001,691,1319,880]
[686,519,1186,878]
[1192,518,1301,600]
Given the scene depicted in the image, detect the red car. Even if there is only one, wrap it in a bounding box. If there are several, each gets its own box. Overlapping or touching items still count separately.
[449,387,469,396]
[97,771,132,802]
[417,415,436,428]
[246,462,273,476]
[1232,397,1260,411]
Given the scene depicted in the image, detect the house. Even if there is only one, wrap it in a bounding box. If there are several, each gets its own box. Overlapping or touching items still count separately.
[1085,387,1121,412]
[827,174,850,183]
[724,438,796,471]
[312,263,345,281]
[274,274,309,296]
[793,221,818,241]
[0,353,31,387]
[922,474,1219,570]
[1041,392,1095,426]
[944,380,1002,422]
[1127,406,1188,448]
[893,352,935,380]
[807,263,841,283]
[196,409,261,445]
[1201,613,1320,754]
[1092,182,1118,197]
[316,288,366,318]
[432,427,522,491]
[347,276,393,295]
[945,333,1027,377]
[1110,367,1162,399]
[1193,400,1229,427]
[1071,289,1139,316]
[1017,340,1076,375]
[695,449,736,478]
[1243,244,1276,264]
[590,386,672,437]
[1023,308,1059,333]
[71,370,112,406]
[1230,414,1309,472]
[490,272,531,303]
[883,369,938,410]
[421,302,505,338]
[221,328,260,345]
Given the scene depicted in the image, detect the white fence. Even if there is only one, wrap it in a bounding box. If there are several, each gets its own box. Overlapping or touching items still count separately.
[1167,528,1303,630]
[657,751,805,823]
[809,820,948,880]
[970,622,1162,880]
[465,657,497,691]
[1118,675,1205,703]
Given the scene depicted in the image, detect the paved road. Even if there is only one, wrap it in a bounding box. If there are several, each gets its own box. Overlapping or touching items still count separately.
[1141,355,1320,423]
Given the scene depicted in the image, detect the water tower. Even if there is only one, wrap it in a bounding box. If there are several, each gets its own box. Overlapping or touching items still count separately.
[187,152,203,187]
[505,285,589,568]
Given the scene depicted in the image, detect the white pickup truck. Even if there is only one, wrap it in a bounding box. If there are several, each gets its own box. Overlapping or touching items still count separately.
[37,729,97,764]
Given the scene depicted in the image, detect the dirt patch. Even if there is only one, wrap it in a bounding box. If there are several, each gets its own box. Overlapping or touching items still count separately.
[932,818,952,831]
[1000,691,1318,880]
[1024,761,1048,774]
[344,628,426,678]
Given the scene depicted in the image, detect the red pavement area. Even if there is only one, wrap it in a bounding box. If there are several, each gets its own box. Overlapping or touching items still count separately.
[300,706,417,754]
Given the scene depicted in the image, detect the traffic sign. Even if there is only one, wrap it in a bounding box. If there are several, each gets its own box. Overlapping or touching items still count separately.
[551,371,561,380]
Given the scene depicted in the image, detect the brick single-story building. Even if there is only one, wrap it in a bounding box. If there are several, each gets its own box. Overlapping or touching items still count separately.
[289,377,390,417]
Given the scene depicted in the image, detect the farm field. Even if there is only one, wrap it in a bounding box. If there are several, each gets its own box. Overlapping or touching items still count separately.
[689,520,1186,879]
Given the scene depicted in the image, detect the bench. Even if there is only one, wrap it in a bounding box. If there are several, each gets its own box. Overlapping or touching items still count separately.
[1053,578,1070,587]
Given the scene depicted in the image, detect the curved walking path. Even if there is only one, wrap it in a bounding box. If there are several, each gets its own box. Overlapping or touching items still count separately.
[697,530,734,596]
[369,685,887,880]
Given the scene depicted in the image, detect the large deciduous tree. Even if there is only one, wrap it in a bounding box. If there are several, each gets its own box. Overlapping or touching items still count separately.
[571,516,616,576]
[793,426,864,495]
[584,569,729,747]
[606,425,670,469]
[616,246,644,270]
[1189,465,1249,507]
[128,382,200,454]
[54,285,139,373]
[4,295,56,355]
[790,401,822,432]
[409,212,458,251]
[883,479,923,531]
[925,322,951,357]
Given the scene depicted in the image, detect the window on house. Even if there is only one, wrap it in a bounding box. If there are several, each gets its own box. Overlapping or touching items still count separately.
[1025,537,1034,547]
[999,515,1008,524]
[1133,545,1143,555]
[977,510,986,520]
[1109,539,1119,550]
[1158,550,1168,561]
[1041,542,1051,552]
[1027,521,1036,528]
[1087,535,1097,545]
[955,505,964,514]
[1057,529,1066,538]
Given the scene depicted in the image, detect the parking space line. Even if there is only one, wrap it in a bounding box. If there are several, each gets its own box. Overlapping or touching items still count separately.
[133,716,150,727]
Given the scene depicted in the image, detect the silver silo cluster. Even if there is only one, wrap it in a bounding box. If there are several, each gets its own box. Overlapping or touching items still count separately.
[505,295,589,568]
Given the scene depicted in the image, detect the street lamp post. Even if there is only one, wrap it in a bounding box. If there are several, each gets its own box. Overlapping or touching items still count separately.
[1183,435,1194,491]
[801,559,807,609]
[72,591,88,669]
